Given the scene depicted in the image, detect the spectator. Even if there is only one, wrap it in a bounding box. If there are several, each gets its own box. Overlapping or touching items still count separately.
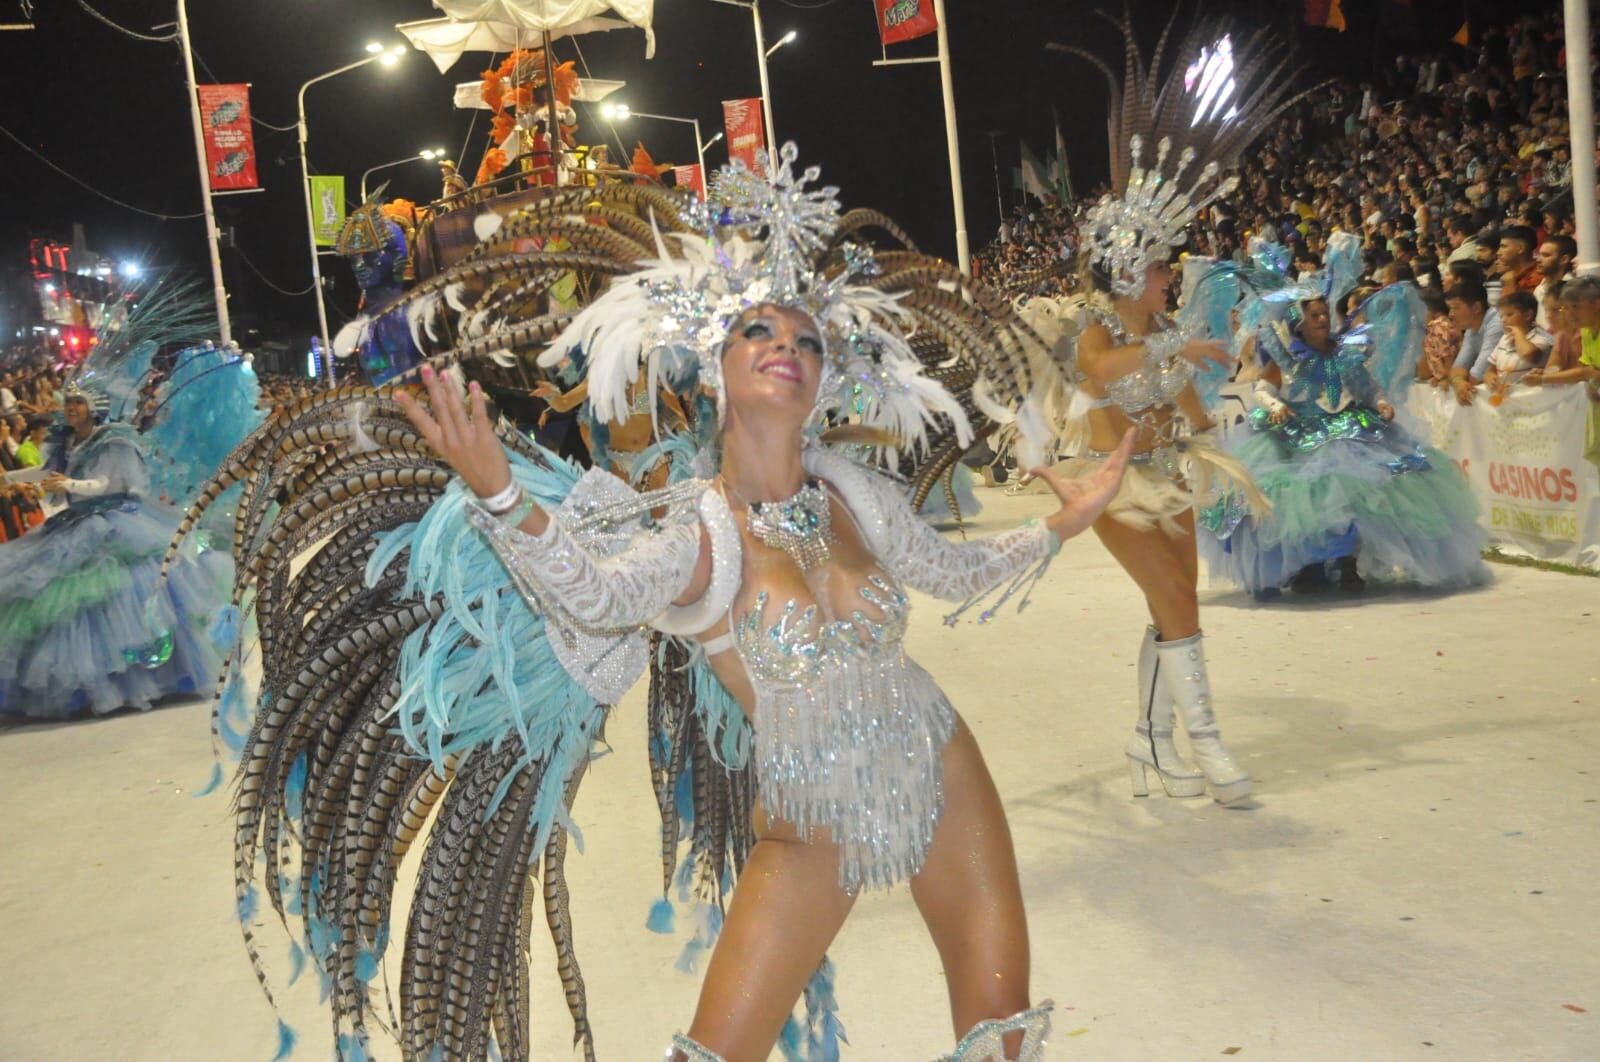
[1447,279,1504,404]
[1484,289,1554,400]
[1532,277,1600,387]
[1416,285,1461,387]
[1534,234,1576,328]
[1497,225,1542,293]
[14,416,49,468]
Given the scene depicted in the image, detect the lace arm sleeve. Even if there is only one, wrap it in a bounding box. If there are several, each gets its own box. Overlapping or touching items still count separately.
[467,506,702,629]
[877,487,1059,604]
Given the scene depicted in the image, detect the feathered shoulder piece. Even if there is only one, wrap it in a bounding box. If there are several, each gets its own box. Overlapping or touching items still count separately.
[1051,7,1319,298]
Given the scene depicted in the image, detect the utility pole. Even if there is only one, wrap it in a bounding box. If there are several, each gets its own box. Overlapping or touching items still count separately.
[175,0,232,344]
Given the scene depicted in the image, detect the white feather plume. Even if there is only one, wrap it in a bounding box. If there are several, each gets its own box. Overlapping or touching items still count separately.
[332,316,371,360]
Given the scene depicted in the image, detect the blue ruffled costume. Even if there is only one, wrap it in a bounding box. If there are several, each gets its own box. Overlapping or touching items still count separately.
[0,425,234,717]
[1202,328,1490,592]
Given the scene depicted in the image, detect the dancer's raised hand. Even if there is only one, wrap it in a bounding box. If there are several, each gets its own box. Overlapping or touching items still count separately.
[1029,427,1136,541]
[394,365,513,499]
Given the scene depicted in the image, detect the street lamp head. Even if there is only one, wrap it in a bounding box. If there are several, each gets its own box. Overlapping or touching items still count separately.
[601,102,631,121]
[705,131,726,148]
[391,44,409,57]
[766,30,797,57]
[365,42,384,54]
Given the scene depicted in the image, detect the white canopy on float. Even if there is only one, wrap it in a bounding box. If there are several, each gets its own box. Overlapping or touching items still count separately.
[398,14,648,73]
[425,0,654,59]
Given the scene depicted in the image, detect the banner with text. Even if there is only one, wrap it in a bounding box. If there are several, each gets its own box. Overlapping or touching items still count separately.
[309,175,346,247]
[673,164,705,200]
[1407,383,1600,569]
[876,0,938,44]
[722,98,765,171]
[196,84,259,191]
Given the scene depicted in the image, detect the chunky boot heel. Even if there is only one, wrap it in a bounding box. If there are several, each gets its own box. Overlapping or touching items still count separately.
[1127,626,1206,798]
[1154,631,1253,805]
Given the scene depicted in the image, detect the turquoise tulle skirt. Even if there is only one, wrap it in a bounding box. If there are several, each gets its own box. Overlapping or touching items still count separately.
[1202,406,1490,592]
[0,494,233,718]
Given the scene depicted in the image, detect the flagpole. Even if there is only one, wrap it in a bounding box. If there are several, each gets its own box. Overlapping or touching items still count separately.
[1564,0,1599,273]
[175,0,232,345]
[986,130,1006,224]
[930,0,970,275]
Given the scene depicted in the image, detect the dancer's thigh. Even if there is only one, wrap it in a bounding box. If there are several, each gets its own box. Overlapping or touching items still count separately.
[1092,513,1199,636]
[683,818,856,1061]
[909,719,1031,1042]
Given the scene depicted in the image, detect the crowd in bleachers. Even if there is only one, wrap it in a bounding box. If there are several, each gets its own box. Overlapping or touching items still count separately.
[978,10,1600,402]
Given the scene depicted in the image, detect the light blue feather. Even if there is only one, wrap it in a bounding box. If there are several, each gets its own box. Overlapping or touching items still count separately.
[382,445,605,856]
[1353,282,1428,397]
[270,1018,297,1062]
[646,896,676,934]
[192,762,224,798]
[286,940,306,986]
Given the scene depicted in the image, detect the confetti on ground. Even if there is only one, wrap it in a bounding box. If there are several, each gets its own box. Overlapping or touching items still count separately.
[1563,1004,1587,1014]
[1504,831,1524,837]
[1065,1028,1089,1037]
[1222,1048,1243,1055]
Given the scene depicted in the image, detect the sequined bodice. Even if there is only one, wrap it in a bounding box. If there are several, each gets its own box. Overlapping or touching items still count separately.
[732,574,909,686]
[1083,306,1194,414]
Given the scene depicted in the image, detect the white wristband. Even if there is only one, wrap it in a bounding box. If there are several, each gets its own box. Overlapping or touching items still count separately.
[477,479,521,514]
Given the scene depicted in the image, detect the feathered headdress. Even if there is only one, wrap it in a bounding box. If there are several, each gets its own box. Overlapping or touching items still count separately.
[1051,9,1317,299]
[537,142,972,457]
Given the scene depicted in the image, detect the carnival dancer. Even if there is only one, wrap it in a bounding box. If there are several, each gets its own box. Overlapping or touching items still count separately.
[1028,12,1312,805]
[182,147,1105,1061]
[1203,290,1489,594]
[0,387,233,717]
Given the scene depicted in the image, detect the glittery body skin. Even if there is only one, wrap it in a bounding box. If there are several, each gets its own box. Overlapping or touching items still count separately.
[474,447,1057,892]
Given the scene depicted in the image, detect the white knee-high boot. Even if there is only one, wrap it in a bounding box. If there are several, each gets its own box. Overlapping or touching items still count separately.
[1154,631,1253,805]
[1126,626,1206,798]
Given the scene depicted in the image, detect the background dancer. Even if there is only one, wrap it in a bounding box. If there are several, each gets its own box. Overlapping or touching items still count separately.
[1204,287,1489,595]
[1028,12,1311,805]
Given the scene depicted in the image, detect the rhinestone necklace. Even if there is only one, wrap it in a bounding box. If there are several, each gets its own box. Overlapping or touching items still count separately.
[725,476,836,572]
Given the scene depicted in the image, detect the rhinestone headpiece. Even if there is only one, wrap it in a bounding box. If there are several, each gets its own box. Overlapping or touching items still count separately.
[1083,133,1240,300]
[541,142,970,454]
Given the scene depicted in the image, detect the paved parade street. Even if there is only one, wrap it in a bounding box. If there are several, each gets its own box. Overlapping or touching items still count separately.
[2,485,1593,1062]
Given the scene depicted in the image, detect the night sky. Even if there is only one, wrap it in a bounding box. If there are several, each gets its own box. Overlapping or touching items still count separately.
[2,0,1505,344]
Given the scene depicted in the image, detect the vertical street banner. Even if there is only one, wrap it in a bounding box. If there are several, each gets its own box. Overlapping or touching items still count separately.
[309,175,346,247]
[673,164,705,200]
[1407,383,1600,569]
[722,99,765,171]
[196,84,259,191]
[876,0,938,45]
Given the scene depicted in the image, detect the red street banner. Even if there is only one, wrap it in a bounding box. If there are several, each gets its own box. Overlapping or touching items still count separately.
[722,98,765,171]
[876,0,938,45]
[673,164,705,200]
[196,84,259,191]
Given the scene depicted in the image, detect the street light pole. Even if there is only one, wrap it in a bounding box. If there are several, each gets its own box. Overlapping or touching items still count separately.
[298,49,402,382]
[710,0,779,171]
[360,150,445,203]
[175,0,231,344]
